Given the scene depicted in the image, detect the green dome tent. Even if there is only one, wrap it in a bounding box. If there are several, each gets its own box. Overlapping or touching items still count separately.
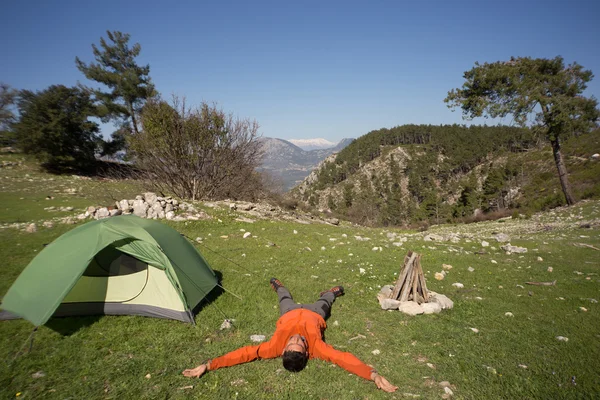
[1,215,218,326]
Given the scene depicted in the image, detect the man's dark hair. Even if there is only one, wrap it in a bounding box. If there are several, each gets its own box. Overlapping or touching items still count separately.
[282,350,308,372]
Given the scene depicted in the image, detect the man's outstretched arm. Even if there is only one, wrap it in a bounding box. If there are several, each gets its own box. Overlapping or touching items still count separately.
[182,341,280,378]
[371,371,398,393]
[312,340,398,392]
[182,362,209,378]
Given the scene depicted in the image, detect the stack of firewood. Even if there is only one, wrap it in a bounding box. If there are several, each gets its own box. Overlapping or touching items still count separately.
[389,251,429,304]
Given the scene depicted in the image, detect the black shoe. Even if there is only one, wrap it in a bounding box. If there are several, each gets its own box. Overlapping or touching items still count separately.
[270,277,284,292]
[320,286,344,298]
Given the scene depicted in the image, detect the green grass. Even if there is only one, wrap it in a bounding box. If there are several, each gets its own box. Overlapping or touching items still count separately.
[1,155,600,399]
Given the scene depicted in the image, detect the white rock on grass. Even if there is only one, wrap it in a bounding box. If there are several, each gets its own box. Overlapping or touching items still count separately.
[491,260,498,264]
[470,327,479,333]
[547,267,553,272]
[398,301,424,316]
[468,267,475,272]
[556,336,569,342]
[429,292,454,309]
[505,312,514,317]
[481,241,489,247]
[435,272,446,280]
[25,223,37,233]
[452,282,464,289]
[250,335,266,343]
[493,233,510,243]
[371,349,381,355]
[379,298,401,310]
[31,371,45,379]
[501,244,528,253]
[220,319,235,330]
[421,302,442,314]
[378,285,394,298]
[442,264,453,270]
[537,256,543,262]
[243,232,252,238]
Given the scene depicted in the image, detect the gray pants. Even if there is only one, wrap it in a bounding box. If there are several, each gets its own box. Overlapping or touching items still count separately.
[277,287,336,320]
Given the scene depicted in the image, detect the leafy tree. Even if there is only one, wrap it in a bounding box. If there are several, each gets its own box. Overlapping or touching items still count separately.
[0,83,19,145]
[445,56,599,205]
[130,96,264,201]
[76,31,156,137]
[14,85,101,171]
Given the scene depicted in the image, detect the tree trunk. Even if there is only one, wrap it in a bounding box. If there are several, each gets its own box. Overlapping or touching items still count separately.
[128,102,139,135]
[550,138,576,206]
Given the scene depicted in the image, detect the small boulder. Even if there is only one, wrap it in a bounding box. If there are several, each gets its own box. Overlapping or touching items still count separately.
[378,285,394,298]
[25,223,37,233]
[421,302,442,314]
[379,298,402,310]
[132,199,148,217]
[501,244,528,253]
[95,207,110,219]
[118,199,130,212]
[144,192,158,205]
[398,301,424,316]
[250,334,266,343]
[429,292,454,309]
[493,233,510,243]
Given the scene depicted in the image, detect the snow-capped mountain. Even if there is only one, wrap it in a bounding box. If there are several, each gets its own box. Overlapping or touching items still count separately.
[287,138,337,151]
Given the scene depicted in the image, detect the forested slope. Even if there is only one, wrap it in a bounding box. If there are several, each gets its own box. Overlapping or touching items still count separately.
[291,125,600,226]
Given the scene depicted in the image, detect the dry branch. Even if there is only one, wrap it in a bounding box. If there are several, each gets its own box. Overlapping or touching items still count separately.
[525,280,557,286]
[390,251,429,304]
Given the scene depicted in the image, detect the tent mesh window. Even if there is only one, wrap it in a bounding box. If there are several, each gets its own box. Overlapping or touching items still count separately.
[84,242,148,277]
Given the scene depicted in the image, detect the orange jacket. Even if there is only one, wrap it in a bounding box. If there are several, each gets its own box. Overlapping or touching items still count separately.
[208,308,374,380]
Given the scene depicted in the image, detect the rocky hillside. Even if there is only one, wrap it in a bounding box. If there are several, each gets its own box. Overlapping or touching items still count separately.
[290,125,600,226]
[257,137,353,191]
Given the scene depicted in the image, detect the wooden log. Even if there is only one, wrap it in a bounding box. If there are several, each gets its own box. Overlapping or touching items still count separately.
[411,261,419,302]
[416,256,429,302]
[390,251,417,300]
[400,261,416,302]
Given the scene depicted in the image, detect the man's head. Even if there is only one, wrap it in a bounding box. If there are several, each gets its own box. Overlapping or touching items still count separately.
[282,334,308,372]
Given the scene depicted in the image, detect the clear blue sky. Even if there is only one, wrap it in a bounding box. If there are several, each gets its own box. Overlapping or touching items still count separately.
[2,0,599,142]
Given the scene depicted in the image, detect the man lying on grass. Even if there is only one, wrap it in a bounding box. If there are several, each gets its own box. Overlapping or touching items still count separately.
[183,278,398,393]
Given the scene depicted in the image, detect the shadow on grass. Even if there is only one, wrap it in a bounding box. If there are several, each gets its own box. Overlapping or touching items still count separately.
[46,315,103,335]
[192,270,225,319]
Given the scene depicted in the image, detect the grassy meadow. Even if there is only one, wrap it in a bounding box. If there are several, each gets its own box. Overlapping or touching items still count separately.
[1,154,599,399]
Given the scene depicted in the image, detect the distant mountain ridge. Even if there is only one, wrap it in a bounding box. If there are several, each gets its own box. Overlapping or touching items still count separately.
[288,138,337,151]
[258,137,354,191]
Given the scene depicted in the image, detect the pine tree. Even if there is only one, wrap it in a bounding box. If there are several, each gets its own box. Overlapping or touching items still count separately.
[76,31,156,136]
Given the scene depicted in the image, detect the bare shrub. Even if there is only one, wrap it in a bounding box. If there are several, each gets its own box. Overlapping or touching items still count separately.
[129,97,264,201]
